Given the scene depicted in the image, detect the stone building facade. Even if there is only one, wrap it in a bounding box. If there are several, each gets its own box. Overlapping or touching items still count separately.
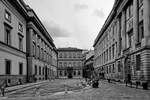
[51,48,58,78]
[0,0,57,85]
[57,48,83,79]
[83,50,94,79]
[26,7,56,82]
[0,0,28,86]
[93,0,150,85]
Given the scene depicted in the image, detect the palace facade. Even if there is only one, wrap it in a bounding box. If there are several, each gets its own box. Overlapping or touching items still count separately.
[93,0,150,85]
[0,0,57,86]
[0,0,28,86]
[57,48,83,79]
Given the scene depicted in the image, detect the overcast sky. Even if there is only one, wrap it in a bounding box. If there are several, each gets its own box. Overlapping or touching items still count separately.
[24,0,114,49]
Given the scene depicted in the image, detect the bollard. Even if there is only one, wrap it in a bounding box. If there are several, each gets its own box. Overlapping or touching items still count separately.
[64,84,68,94]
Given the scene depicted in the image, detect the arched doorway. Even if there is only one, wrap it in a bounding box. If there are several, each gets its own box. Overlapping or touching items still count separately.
[67,67,73,79]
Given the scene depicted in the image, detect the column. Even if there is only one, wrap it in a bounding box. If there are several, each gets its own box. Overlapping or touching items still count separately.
[28,28,33,56]
[27,28,33,82]
[142,0,150,46]
[35,34,38,59]
[133,0,139,46]
[121,10,126,50]
[117,17,121,56]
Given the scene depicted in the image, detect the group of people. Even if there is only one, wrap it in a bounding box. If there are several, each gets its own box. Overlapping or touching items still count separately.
[85,78,99,88]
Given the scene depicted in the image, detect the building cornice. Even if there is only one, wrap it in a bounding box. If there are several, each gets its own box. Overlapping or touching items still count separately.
[27,9,54,45]
[93,0,130,47]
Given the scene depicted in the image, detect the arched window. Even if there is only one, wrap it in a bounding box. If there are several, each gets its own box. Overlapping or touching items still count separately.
[59,71,62,76]
[73,71,76,76]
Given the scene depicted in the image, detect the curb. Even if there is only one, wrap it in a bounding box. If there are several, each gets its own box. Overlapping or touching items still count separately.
[4,80,49,95]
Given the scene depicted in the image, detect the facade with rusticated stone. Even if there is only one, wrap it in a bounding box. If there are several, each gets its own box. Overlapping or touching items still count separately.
[93,0,150,85]
[57,48,83,79]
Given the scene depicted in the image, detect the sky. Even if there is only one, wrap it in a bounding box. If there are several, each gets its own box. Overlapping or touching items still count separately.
[24,0,114,50]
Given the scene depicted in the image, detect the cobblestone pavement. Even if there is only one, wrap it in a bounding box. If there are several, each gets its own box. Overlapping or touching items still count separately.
[0,80,150,100]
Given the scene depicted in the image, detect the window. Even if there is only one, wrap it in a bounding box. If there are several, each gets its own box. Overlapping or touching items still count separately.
[126,3,133,20]
[32,42,36,56]
[104,52,106,63]
[37,46,40,58]
[41,48,43,59]
[127,30,133,48]
[18,23,23,32]
[43,67,45,75]
[107,66,109,74]
[69,53,72,58]
[5,10,11,22]
[78,62,80,67]
[106,49,108,61]
[35,65,37,75]
[64,71,67,76]
[59,71,62,76]
[64,62,67,67]
[5,59,11,75]
[136,55,141,71]
[109,65,111,73]
[19,63,23,75]
[109,47,111,60]
[73,53,76,58]
[118,61,121,72]
[138,21,144,42]
[59,62,62,67]
[112,45,115,59]
[4,24,11,45]
[64,53,67,58]
[74,71,76,76]
[77,53,80,58]
[112,64,115,73]
[78,71,81,76]
[39,66,41,75]
[18,34,23,51]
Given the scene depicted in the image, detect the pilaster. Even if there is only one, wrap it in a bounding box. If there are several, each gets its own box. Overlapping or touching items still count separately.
[28,28,33,56]
[142,0,150,46]
[121,10,126,50]
[133,0,139,46]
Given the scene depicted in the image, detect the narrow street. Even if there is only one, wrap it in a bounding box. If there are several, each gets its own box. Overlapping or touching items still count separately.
[0,79,150,100]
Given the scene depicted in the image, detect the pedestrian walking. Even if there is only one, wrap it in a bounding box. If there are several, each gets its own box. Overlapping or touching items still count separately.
[0,81,6,97]
[0,86,5,97]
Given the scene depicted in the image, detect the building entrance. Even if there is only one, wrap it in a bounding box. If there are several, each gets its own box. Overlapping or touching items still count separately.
[67,67,73,79]
[124,56,131,83]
